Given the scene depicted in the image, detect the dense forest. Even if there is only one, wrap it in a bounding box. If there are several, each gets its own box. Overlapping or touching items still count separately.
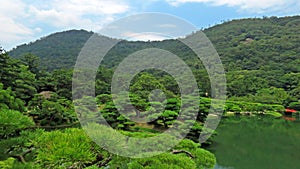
[0,15,299,168]
[9,16,300,108]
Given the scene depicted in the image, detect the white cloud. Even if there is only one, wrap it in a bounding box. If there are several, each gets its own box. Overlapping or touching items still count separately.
[28,0,130,30]
[166,0,300,14]
[0,0,27,18]
[122,32,171,41]
[157,24,177,28]
[0,0,131,50]
[0,0,34,50]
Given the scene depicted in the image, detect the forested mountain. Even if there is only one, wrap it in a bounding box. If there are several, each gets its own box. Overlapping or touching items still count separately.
[9,30,93,70]
[9,16,300,72]
[205,16,300,72]
[1,15,300,168]
[8,15,300,106]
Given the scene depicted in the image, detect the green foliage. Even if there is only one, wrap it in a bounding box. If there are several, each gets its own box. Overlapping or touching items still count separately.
[95,66,113,95]
[253,87,288,105]
[176,139,217,169]
[226,99,285,113]
[0,52,37,102]
[2,15,300,168]
[265,111,283,117]
[20,53,40,75]
[185,121,204,143]
[7,16,300,107]
[192,148,216,169]
[100,101,135,130]
[288,102,300,111]
[0,129,44,161]
[196,97,215,123]
[0,109,34,138]
[159,110,178,128]
[0,158,14,169]
[107,139,216,169]
[9,30,93,71]
[227,71,268,97]
[14,65,37,101]
[27,93,77,126]
[146,99,180,128]
[0,83,25,112]
[12,162,37,169]
[35,128,107,168]
[127,153,196,169]
[225,103,242,112]
[51,69,73,99]
[130,72,169,101]
[165,97,181,112]
[96,94,112,105]
[35,71,55,92]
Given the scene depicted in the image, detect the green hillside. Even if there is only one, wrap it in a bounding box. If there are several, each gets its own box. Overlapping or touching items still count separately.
[205,16,300,72]
[9,16,300,72]
[1,15,300,168]
[9,30,93,71]
[7,16,300,106]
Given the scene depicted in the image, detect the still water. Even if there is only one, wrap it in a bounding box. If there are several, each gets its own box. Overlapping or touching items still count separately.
[208,116,300,169]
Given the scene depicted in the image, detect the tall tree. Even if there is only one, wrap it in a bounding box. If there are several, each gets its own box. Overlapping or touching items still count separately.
[21,53,40,76]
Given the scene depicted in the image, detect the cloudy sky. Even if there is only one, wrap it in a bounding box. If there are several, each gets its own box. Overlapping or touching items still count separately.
[1,0,299,50]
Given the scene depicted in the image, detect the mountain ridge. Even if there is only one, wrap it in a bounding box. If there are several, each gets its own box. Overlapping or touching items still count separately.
[5,15,300,107]
[8,15,300,71]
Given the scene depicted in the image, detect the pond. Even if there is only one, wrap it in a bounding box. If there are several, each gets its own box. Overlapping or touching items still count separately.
[207,116,300,169]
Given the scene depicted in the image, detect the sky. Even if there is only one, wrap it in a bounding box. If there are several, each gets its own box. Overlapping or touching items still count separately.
[1,0,299,50]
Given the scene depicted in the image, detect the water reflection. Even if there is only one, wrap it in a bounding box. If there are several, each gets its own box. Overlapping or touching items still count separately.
[208,116,300,169]
[214,164,234,169]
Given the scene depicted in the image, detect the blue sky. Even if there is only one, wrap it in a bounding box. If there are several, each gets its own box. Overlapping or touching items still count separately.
[1,0,299,50]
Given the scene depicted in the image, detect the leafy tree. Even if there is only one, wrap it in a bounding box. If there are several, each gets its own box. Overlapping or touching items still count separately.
[2,15,300,168]
[96,94,112,105]
[14,65,37,101]
[130,72,169,102]
[185,121,204,142]
[198,97,211,122]
[0,83,25,112]
[290,86,300,100]
[225,102,242,113]
[20,53,40,75]
[0,109,34,139]
[95,66,113,95]
[27,93,77,126]
[254,87,289,105]
[6,16,300,103]
[0,52,14,87]
[100,101,134,130]
[0,129,44,163]
[0,52,37,102]
[149,110,178,128]
[175,139,216,168]
[51,69,73,100]
[142,101,165,123]
[35,71,55,92]
[165,98,181,112]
